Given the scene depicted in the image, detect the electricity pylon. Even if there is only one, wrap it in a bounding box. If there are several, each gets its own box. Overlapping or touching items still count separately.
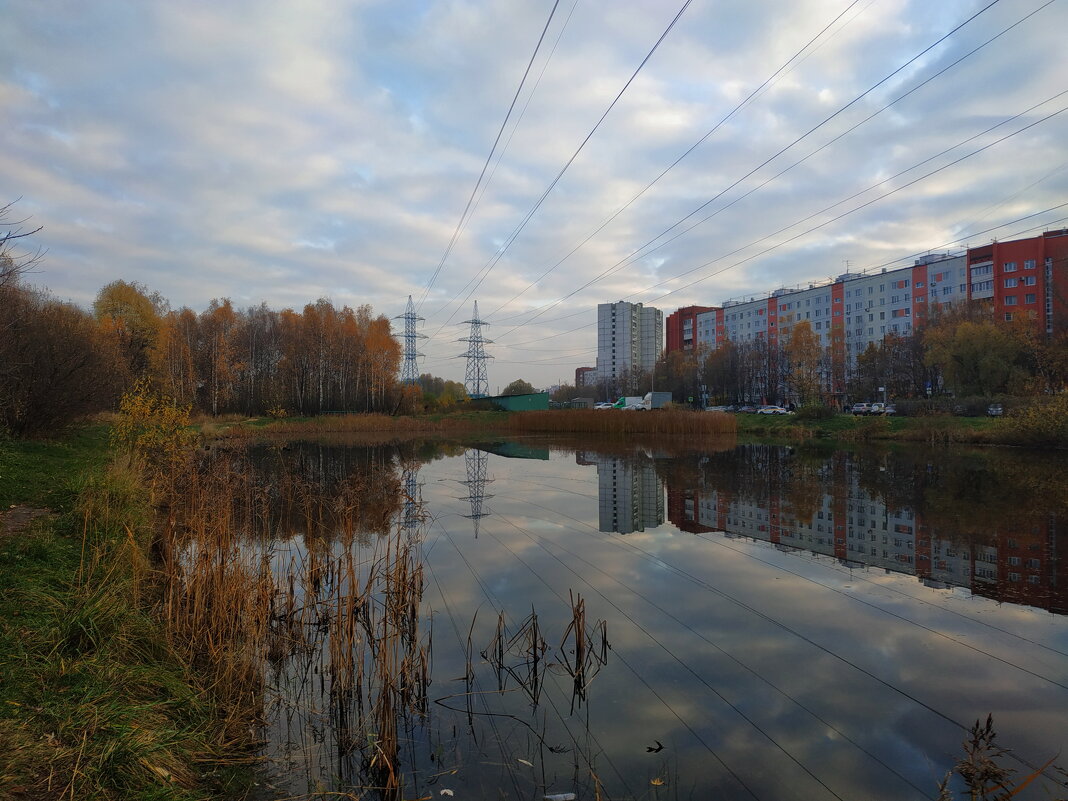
[458,300,493,398]
[394,295,425,385]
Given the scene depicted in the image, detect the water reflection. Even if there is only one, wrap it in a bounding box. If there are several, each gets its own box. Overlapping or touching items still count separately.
[185,438,1068,800]
[578,449,665,533]
[662,445,1068,614]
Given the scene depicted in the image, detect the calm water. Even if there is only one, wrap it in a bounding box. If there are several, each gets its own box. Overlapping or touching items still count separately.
[221,438,1068,801]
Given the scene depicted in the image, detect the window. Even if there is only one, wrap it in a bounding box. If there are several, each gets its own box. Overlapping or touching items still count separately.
[1005,296,1018,305]
[1004,277,1018,288]
[1023,275,1036,286]
[1024,259,1036,269]
[1004,312,1014,321]
[916,281,925,288]
[1003,261,1017,272]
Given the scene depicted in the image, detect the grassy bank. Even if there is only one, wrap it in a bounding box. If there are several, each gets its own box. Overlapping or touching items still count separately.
[0,427,250,800]
[733,408,1068,447]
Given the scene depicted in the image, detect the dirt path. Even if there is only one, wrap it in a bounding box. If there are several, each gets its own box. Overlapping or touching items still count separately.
[0,505,52,538]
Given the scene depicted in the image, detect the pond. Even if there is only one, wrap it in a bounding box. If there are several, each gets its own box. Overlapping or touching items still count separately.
[176,437,1068,800]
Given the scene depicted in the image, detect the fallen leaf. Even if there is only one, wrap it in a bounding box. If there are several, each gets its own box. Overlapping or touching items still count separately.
[651,777,665,786]
[517,758,534,767]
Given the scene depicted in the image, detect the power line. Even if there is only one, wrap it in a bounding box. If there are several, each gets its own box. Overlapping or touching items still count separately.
[488,0,1013,338]
[417,0,563,312]
[424,0,696,337]
[482,0,870,320]
[491,202,1068,350]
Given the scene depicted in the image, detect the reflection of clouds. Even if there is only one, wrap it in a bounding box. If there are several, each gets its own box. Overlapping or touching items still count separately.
[415,448,1068,799]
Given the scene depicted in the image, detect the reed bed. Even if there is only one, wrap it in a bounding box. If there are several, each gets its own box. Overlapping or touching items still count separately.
[156,446,429,798]
[505,408,737,436]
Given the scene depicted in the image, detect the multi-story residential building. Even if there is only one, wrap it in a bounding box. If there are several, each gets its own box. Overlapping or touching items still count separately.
[670,231,1068,387]
[595,301,663,390]
[665,305,715,352]
[575,366,595,387]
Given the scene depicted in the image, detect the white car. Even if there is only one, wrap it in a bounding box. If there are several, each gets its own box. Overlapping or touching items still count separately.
[756,405,791,415]
[594,402,614,410]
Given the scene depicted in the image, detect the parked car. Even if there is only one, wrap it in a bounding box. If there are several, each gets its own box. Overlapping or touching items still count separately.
[883,403,897,416]
[987,403,1004,417]
[869,402,886,415]
[705,405,729,412]
[737,405,759,413]
[851,402,872,415]
[756,405,791,415]
[594,402,614,410]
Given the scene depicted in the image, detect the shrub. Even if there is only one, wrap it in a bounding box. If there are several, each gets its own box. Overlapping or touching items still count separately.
[794,404,835,421]
[995,395,1068,448]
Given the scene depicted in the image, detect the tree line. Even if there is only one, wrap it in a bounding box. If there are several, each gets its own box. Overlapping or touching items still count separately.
[1,210,403,436]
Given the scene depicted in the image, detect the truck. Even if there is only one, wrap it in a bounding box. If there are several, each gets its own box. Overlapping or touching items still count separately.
[643,391,672,410]
[611,393,672,410]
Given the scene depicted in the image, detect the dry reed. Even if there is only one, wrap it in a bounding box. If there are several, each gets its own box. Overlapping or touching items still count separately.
[506,408,737,436]
[152,444,430,797]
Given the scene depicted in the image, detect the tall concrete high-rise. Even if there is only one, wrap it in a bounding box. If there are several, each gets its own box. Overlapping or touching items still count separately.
[595,301,663,392]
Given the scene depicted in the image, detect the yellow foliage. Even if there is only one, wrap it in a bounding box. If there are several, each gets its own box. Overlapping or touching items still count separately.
[111,378,196,468]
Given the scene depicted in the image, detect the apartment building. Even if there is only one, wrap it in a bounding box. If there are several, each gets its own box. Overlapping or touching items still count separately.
[666,231,1068,377]
[595,301,663,389]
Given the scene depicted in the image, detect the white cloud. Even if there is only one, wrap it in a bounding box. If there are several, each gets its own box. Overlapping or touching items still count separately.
[2,0,1066,387]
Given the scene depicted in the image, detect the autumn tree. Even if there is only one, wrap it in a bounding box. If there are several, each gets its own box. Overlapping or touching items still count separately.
[93,280,166,381]
[197,299,242,415]
[502,379,535,395]
[784,322,821,405]
[0,287,120,436]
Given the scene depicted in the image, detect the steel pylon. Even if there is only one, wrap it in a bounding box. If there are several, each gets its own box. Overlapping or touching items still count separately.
[393,295,426,385]
[457,300,493,398]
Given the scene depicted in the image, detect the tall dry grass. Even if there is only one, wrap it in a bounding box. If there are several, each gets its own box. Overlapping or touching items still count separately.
[156,446,428,796]
[505,408,737,436]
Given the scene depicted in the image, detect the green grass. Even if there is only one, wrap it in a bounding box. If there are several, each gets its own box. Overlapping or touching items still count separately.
[734,411,1003,443]
[0,424,111,510]
[0,427,253,800]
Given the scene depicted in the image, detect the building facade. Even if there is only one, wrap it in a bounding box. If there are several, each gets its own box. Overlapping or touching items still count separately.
[575,366,595,387]
[670,231,1068,387]
[595,301,663,390]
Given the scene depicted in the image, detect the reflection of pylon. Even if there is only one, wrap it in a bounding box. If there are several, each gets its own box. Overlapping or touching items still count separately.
[400,461,423,531]
[456,449,494,537]
[394,295,426,385]
[458,301,493,398]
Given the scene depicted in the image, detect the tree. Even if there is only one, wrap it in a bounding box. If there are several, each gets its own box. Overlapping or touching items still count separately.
[0,201,43,290]
[93,280,165,380]
[502,379,535,396]
[784,321,821,405]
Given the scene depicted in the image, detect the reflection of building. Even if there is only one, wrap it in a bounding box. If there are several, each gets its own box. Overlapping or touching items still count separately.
[581,453,664,534]
[667,461,1068,614]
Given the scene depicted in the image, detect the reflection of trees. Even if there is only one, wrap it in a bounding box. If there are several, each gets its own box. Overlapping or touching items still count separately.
[184,443,407,540]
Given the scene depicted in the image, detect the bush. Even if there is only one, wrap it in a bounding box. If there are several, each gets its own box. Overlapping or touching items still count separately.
[794,404,835,421]
[995,395,1068,448]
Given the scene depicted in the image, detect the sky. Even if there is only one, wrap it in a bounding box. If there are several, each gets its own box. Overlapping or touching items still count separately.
[3,0,1067,389]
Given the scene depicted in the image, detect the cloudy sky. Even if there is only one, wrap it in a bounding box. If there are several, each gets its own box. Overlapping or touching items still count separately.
[3,0,1067,388]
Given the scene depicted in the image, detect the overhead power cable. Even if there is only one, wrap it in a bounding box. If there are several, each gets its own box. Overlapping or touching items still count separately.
[424,0,696,336]
[482,0,870,319]
[490,0,1013,336]
[416,0,562,311]
[492,200,1068,351]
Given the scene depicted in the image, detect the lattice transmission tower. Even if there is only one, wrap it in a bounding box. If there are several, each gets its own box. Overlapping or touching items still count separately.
[458,300,493,398]
[394,295,425,385]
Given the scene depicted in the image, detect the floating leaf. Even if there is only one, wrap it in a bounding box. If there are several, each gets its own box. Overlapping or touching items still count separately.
[517,758,534,767]
[650,777,665,786]
[440,790,455,797]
